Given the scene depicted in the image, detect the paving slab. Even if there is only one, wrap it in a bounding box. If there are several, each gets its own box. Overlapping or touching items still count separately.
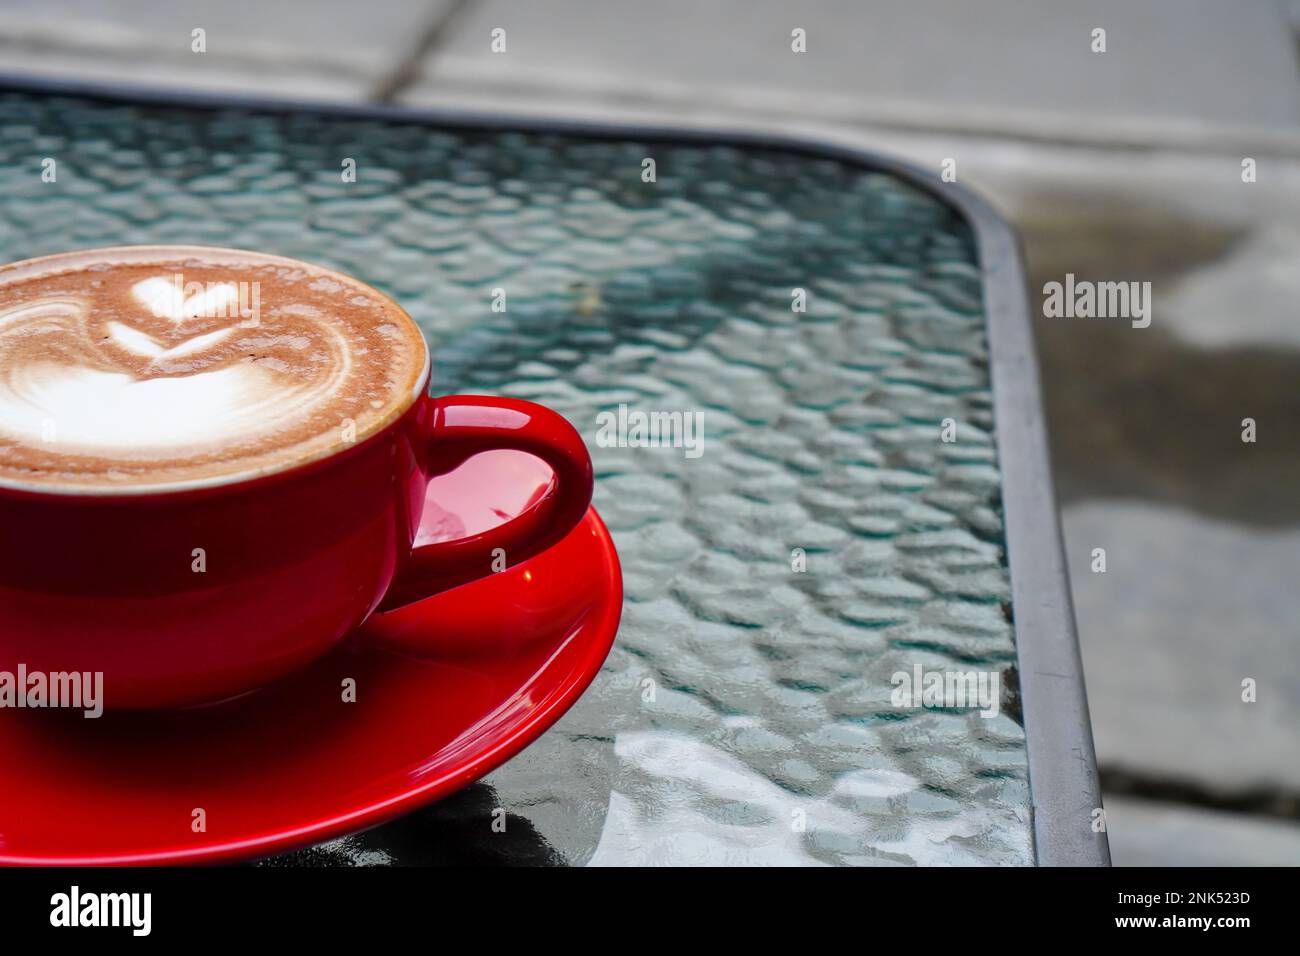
[0,0,446,99]
[404,0,1300,147]
[1065,501,1300,794]
[1106,796,1300,866]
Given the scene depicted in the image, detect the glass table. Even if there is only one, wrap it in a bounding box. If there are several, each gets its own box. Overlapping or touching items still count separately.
[0,80,1106,866]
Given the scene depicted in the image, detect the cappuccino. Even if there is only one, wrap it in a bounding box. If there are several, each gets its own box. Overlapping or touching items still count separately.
[0,246,427,492]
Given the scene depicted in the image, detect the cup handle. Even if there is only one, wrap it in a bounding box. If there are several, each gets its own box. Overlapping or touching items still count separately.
[377,395,594,612]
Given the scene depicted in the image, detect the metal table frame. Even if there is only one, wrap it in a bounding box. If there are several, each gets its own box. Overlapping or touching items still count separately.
[0,72,1109,866]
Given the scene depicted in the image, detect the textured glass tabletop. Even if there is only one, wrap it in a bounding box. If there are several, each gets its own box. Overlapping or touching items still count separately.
[0,90,1032,865]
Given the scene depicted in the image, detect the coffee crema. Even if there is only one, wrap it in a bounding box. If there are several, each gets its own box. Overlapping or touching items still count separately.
[0,246,427,492]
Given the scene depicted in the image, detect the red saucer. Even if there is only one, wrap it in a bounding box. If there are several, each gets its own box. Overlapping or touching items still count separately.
[0,451,621,865]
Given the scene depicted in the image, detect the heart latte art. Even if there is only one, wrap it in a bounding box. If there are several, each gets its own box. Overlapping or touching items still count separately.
[0,247,426,491]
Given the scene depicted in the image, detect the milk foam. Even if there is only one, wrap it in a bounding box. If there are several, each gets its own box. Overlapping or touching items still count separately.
[132,276,241,322]
[0,248,426,491]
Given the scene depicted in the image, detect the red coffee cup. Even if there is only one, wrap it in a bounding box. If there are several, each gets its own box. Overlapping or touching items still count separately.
[0,337,593,711]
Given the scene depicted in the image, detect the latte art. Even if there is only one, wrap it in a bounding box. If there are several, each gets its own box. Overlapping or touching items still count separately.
[0,247,427,492]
